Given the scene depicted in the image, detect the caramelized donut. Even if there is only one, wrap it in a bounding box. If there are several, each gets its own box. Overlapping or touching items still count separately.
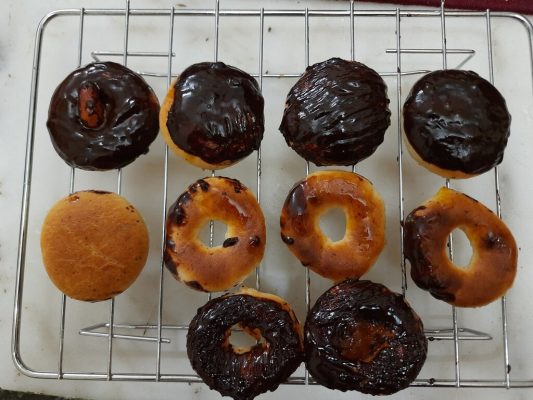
[187,288,303,400]
[160,62,264,170]
[279,57,391,166]
[41,191,149,301]
[164,177,265,292]
[47,62,160,171]
[403,69,511,179]
[280,170,385,281]
[305,280,427,395]
[404,187,518,307]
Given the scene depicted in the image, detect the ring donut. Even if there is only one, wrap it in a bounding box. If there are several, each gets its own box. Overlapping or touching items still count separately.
[280,170,385,281]
[164,177,266,292]
[305,280,427,395]
[404,187,518,307]
[187,288,304,400]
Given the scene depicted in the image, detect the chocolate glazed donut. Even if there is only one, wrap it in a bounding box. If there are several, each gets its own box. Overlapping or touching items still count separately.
[305,280,427,395]
[187,288,304,400]
[160,62,264,169]
[47,62,160,171]
[279,57,391,166]
[403,69,511,178]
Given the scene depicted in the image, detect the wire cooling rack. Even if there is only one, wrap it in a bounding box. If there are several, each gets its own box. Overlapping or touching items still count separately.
[12,0,533,390]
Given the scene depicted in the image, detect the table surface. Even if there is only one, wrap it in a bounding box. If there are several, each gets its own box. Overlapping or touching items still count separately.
[2,1,533,399]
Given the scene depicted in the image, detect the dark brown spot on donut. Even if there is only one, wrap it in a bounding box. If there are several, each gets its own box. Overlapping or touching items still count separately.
[88,190,111,195]
[222,177,245,193]
[249,235,261,247]
[188,183,197,193]
[287,183,306,218]
[68,195,80,202]
[163,251,177,276]
[197,179,210,192]
[186,280,206,292]
[166,239,176,251]
[484,231,505,249]
[223,237,239,248]
[173,192,191,226]
[281,234,294,245]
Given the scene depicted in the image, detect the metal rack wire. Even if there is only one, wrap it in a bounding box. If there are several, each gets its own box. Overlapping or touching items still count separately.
[12,0,533,389]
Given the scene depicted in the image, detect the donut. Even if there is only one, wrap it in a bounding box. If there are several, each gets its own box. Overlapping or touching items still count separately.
[305,279,427,395]
[279,57,391,166]
[280,170,385,281]
[40,191,149,301]
[47,62,160,171]
[187,287,303,400]
[403,69,511,179]
[164,177,265,292]
[160,62,264,170]
[404,187,518,307]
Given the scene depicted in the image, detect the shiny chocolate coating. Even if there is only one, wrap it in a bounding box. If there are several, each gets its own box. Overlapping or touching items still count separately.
[47,62,160,171]
[305,280,427,395]
[166,62,264,165]
[279,58,391,166]
[403,69,511,175]
[187,293,303,400]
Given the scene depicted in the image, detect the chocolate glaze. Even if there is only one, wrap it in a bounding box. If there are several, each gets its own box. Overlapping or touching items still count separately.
[279,58,391,166]
[47,62,160,171]
[305,280,427,395]
[403,69,511,175]
[187,294,303,400]
[166,62,264,165]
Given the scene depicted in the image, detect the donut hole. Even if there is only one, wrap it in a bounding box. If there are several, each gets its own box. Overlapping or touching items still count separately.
[449,228,473,268]
[198,219,229,247]
[228,325,266,354]
[319,207,348,243]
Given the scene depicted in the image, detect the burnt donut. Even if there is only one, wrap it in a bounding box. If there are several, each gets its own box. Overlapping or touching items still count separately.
[279,57,391,166]
[47,62,160,171]
[305,280,427,395]
[187,288,304,400]
[164,177,265,292]
[160,62,264,170]
[404,187,518,307]
[403,69,511,179]
[280,170,385,281]
[40,190,149,301]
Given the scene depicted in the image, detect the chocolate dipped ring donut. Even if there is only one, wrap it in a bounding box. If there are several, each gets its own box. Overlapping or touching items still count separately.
[280,170,385,281]
[187,288,304,400]
[160,62,264,170]
[403,69,511,179]
[305,280,427,395]
[47,62,160,171]
[279,57,391,166]
[404,187,518,307]
[164,177,266,292]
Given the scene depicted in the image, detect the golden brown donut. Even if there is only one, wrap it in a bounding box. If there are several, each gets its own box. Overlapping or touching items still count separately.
[164,177,266,292]
[280,170,385,281]
[41,191,149,302]
[404,187,518,307]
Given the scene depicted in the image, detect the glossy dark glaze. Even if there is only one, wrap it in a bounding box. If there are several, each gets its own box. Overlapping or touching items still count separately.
[305,280,427,395]
[47,62,160,171]
[279,58,391,166]
[167,62,264,165]
[403,69,511,174]
[187,293,303,400]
